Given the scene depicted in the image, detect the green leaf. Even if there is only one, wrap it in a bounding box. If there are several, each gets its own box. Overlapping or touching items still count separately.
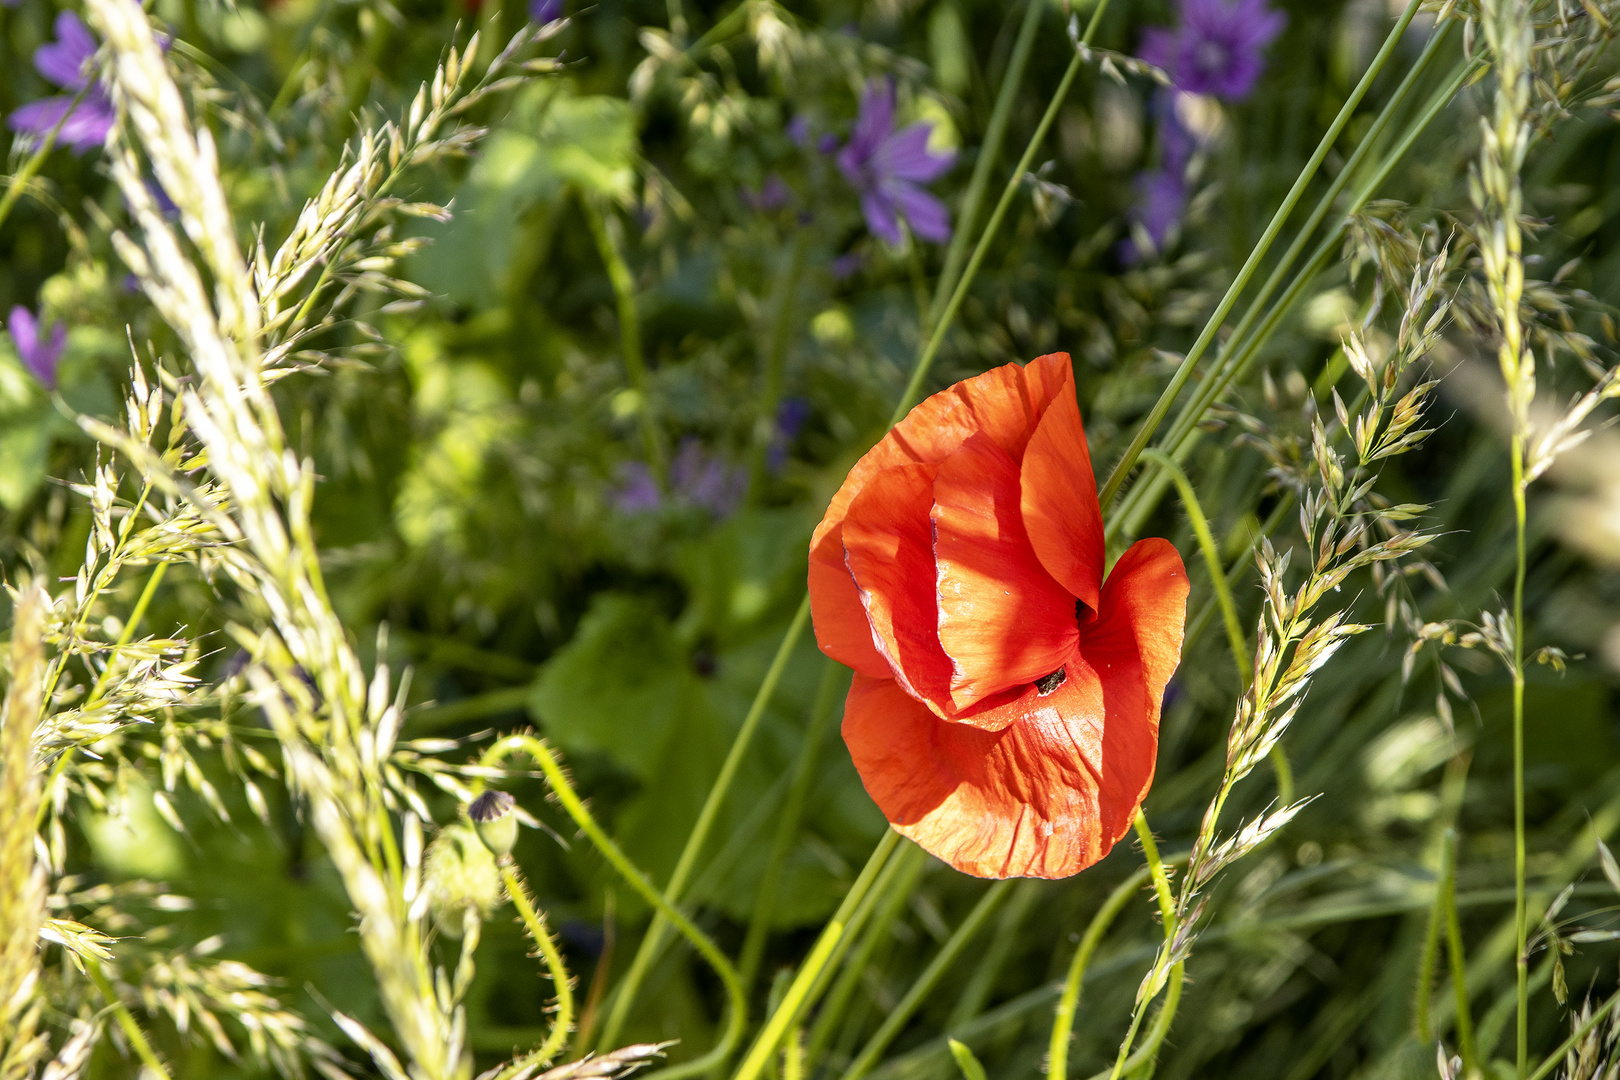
[948,1040,987,1080]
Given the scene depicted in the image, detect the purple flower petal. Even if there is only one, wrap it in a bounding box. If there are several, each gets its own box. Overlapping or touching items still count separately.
[830,251,864,280]
[845,80,895,165]
[529,0,562,25]
[880,123,956,184]
[859,191,903,246]
[35,12,98,90]
[9,306,66,390]
[613,462,662,512]
[787,114,813,148]
[890,182,951,243]
[8,94,115,154]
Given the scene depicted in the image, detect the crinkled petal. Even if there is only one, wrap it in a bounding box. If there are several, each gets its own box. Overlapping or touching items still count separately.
[881,124,956,183]
[842,463,956,713]
[810,355,1072,678]
[842,658,1123,879]
[933,432,1078,710]
[891,182,951,244]
[1020,365,1104,612]
[1080,537,1189,836]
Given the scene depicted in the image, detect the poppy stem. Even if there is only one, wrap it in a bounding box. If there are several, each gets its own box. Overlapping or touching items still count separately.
[1095,0,1426,513]
[497,862,576,1072]
[474,733,746,1080]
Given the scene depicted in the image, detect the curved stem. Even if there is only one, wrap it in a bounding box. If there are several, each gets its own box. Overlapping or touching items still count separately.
[1086,965,1184,1080]
[1140,449,1250,687]
[476,734,744,1080]
[499,863,575,1070]
[599,597,810,1050]
[1096,0,1424,512]
[839,881,1012,1080]
[1049,845,1191,1079]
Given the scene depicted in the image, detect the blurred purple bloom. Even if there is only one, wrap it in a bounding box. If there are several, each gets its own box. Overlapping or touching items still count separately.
[767,397,811,473]
[613,462,662,512]
[830,251,864,281]
[1121,168,1186,264]
[529,0,562,25]
[9,306,66,390]
[742,174,793,213]
[671,438,747,518]
[836,81,956,246]
[8,12,117,155]
[1154,89,1199,173]
[0,0,22,8]
[787,114,813,148]
[816,133,839,155]
[1138,0,1285,101]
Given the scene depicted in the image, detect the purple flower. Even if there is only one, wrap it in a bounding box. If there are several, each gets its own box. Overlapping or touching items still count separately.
[767,398,811,473]
[8,13,117,155]
[9,306,66,390]
[529,0,562,25]
[835,81,956,246]
[830,251,864,281]
[1121,168,1186,264]
[670,438,747,518]
[1138,0,1286,102]
[1154,89,1200,173]
[787,114,813,148]
[742,174,793,213]
[613,462,662,513]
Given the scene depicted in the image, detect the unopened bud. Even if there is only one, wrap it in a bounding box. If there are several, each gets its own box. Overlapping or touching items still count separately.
[468,789,518,859]
[424,822,500,933]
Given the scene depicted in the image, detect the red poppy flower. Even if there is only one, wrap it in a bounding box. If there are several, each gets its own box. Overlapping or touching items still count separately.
[809,353,1188,879]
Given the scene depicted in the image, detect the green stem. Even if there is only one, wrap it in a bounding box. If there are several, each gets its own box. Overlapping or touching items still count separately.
[1442,833,1476,1071]
[1049,846,1191,1079]
[1525,992,1620,1080]
[86,958,173,1080]
[1085,966,1184,1080]
[928,0,1044,325]
[891,0,1113,423]
[476,734,744,1080]
[1110,49,1474,542]
[750,230,808,499]
[1096,0,1425,512]
[804,844,928,1067]
[1140,449,1250,686]
[1415,829,1453,1044]
[85,561,170,706]
[733,830,902,1080]
[499,864,575,1070]
[0,80,93,235]
[1512,435,1529,1078]
[739,661,848,993]
[583,194,665,483]
[838,881,1013,1080]
[597,597,810,1050]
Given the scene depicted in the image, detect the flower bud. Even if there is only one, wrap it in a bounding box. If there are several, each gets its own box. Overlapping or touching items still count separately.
[468,789,518,859]
[424,822,500,933]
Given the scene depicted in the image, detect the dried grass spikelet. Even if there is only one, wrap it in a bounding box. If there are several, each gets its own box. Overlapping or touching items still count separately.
[425,823,502,934]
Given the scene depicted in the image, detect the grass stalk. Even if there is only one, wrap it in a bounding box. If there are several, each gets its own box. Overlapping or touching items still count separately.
[86,958,173,1080]
[734,830,902,1080]
[1512,438,1529,1077]
[838,881,1013,1080]
[739,661,849,993]
[597,597,810,1050]
[1096,0,1424,512]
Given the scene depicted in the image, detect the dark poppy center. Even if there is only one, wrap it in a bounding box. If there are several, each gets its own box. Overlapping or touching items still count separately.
[1035,667,1066,695]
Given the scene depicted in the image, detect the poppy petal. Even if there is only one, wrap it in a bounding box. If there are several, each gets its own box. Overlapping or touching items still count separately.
[1081,537,1189,836]
[810,355,1072,677]
[1019,370,1105,612]
[843,663,1134,879]
[841,463,955,713]
[933,432,1078,710]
